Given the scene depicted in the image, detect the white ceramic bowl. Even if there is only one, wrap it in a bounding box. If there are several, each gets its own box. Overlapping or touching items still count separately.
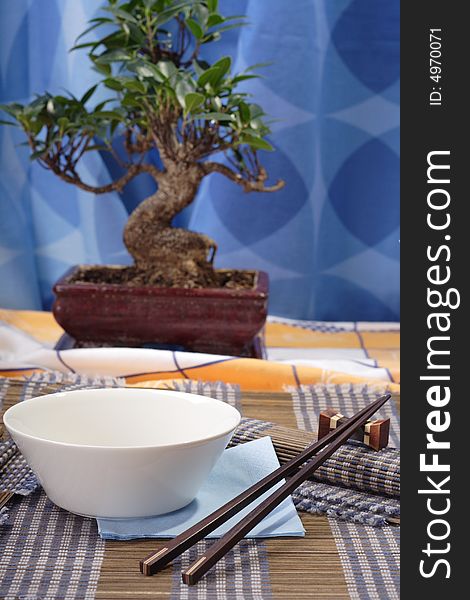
[3,388,241,518]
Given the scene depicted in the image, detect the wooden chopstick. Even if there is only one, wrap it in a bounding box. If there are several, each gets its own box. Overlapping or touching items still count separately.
[140,394,390,577]
[181,393,391,585]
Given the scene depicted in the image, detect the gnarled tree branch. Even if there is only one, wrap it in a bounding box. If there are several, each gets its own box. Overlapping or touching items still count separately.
[201,161,285,193]
[41,160,162,194]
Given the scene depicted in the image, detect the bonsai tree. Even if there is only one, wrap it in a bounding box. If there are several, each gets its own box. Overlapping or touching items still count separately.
[1,0,284,288]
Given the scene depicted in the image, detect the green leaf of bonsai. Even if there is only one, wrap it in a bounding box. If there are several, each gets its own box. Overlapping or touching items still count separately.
[93,62,112,76]
[197,66,221,88]
[231,74,259,85]
[241,134,274,151]
[211,22,245,35]
[175,78,195,108]
[0,103,23,117]
[104,78,124,91]
[123,80,146,93]
[197,57,231,90]
[93,110,124,121]
[155,3,194,28]
[57,116,69,131]
[94,49,130,64]
[30,149,47,161]
[211,56,231,78]
[193,4,209,27]
[192,112,233,122]
[238,101,250,123]
[184,92,205,113]
[103,6,139,25]
[186,18,204,40]
[156,60,177,79]
[80,84,98,105]
[73,18,113,46]
[207,14,224,28]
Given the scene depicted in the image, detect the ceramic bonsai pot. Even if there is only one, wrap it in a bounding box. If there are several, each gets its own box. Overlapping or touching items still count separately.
[52,266,269,357]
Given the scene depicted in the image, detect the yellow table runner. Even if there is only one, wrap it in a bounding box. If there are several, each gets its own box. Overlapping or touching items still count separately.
[0,309,400,393]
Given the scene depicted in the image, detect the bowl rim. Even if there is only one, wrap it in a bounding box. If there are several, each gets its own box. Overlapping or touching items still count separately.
[3,388,241,450]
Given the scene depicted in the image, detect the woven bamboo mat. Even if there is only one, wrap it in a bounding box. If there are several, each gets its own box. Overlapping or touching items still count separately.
[93,386,355,600]
[0,378,399,599]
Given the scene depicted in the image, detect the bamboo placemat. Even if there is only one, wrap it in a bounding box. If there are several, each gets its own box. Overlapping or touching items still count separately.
[0,377,399,599]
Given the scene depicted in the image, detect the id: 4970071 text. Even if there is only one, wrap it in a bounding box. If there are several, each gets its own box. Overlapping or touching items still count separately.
[429,29,442,106]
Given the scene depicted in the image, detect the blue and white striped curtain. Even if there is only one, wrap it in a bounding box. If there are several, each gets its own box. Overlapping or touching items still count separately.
[0,0,399,320]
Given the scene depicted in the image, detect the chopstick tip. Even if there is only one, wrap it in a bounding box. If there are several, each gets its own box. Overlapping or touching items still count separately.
[139,560,148,575]
[140,546,171,576]
[182,556,208,586]
[182,571,201,586]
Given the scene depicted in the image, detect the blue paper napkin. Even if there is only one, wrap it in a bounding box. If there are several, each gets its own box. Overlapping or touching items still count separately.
[97,436,305,540]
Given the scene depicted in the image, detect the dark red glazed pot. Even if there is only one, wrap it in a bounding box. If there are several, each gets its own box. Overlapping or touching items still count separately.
[52,266,269,357]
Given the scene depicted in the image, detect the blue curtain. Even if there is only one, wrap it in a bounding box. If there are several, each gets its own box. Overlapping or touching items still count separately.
[0,0,399,320]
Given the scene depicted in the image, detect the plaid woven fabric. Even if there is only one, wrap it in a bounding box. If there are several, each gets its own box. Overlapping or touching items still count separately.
[268,316,352,333]
[0,378,9,399]
[287,384,400,599]
[0,489,105,600]
[290,384,400,448]
[171,539,272,599]
[231,418,399,498]
[230,418,273,443]
[0,371,124,414]
[330,520,400,600]
[267,317,400,334]
[172,380,242,410]
[0,439,16,471]
[312,443,399,497]
[0,442,38,495]
[293,481,400,527]
[24,371,125,387]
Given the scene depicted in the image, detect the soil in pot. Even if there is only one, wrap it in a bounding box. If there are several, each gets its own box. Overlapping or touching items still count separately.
[68,266,256,290]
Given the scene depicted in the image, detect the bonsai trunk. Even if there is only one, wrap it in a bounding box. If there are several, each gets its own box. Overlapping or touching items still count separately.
[123,163,218,287]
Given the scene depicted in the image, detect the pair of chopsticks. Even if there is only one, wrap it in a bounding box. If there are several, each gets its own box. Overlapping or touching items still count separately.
[140,393,391,585]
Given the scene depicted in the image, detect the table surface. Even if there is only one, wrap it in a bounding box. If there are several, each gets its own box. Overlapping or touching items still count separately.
[0,310,400,600]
